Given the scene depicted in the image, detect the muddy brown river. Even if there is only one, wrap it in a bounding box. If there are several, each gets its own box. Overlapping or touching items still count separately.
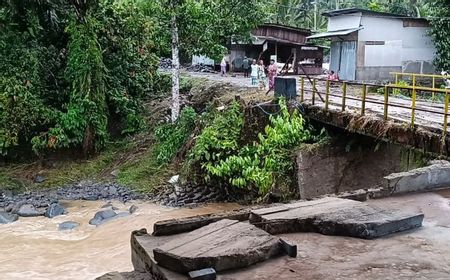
[0,201,240,280]
[2,192,450,280]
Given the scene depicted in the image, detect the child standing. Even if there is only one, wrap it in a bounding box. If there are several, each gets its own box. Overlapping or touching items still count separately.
[220,57,227,76]
[258,60,267,90]
[250,59,258,86]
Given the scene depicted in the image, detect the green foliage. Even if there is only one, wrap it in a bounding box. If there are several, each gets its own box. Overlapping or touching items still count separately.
[191,101,244,166]
[154,107,197,165]
[0,0,159,157]
[151,0,266,60]
[191,99,313,195]
[393,80,410,97]
[429,0,450,71]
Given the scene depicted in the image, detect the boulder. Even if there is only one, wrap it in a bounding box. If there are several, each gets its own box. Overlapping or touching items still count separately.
[59,221,80,231]
[0,212,19,224]
[89,209,117,226]
[129,205,138,214]
[34,175,46,184]
[11,201,27,214]
[109,186,118,196]
[45,203,66,218]
[17,204,44,217]
[110,170,120,178]
[101,202,119,210]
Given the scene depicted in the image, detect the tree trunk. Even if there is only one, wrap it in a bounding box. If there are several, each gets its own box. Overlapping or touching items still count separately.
[171,13,180,123]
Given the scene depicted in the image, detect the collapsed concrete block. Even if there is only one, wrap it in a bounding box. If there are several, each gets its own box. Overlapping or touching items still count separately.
[384,161,450,194]
[250,197,423,239]
[153,219,283,273]
[152,209,250,236]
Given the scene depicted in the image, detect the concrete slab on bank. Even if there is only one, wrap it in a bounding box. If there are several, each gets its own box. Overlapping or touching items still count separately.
[249,197,424,239]
[384,160,450,194]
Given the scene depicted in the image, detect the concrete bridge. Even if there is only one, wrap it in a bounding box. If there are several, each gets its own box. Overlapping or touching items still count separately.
[186,71,450,156]
[298,75,450,156]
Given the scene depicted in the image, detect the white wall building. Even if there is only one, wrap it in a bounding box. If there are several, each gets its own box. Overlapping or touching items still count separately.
[307,8,436,81]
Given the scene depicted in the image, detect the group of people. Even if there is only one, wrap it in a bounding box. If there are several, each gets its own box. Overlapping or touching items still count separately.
[242,57,278,90]
[223,56,340,90]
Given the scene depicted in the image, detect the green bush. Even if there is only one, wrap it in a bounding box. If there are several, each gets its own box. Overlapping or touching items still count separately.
[190,99,313,195]
[154,107,197,165]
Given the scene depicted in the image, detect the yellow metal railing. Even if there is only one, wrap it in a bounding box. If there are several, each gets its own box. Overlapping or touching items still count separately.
[299,76,450,144]
[391,72,449,100]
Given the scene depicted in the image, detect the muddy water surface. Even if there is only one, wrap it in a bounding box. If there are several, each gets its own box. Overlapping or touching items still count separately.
[0,200,240,280]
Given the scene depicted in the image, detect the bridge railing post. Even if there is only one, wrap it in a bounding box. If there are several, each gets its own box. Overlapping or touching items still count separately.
[300,77,305,102]
[342,82,347,111]
[361,83,367,115]
[411,75,417,128]
[432,76,436,101]
[384,86,389,120]
[443,92,449,143]
[312,78,316,105]
[325,80,330,110]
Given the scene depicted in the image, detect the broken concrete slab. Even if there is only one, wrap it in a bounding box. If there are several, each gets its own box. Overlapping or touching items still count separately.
[250,197,424,239]
[153,219,283,274]
[132,230,199,280]
[152,209,251,236]
[384,161,450,194]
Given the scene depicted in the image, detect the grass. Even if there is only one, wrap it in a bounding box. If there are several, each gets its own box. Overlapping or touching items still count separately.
[0,136,176,194]
[117,147,174,193]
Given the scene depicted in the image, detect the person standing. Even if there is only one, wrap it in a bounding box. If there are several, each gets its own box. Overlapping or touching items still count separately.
[268,59,278,90]
[220,57,227,77]
[242,56,250,78]
[258,60,267,90]
[250,59,258,86]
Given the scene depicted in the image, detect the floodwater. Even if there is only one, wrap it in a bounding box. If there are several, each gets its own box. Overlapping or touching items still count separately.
[224,191,450,280]
[0,200,240,280]
[2,192,450,280]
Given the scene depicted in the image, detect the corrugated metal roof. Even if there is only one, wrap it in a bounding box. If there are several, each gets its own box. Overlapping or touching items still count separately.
[306,28,363,40]
[322,8,428,21]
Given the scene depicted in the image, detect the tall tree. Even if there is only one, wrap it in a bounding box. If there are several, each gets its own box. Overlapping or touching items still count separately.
[152,0,266,122]
[429,0,450,71]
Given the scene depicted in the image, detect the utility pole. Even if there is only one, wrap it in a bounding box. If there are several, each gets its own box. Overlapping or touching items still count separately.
[314,0,318,31]
[171,1,180,123]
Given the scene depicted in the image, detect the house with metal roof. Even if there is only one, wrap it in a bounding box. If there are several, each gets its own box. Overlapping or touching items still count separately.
[230,23,324,75]
[307,8,436,81]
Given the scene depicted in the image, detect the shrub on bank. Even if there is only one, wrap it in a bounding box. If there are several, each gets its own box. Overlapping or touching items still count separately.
[189,99,318,196]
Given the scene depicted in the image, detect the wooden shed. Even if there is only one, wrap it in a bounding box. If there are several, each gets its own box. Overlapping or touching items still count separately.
[230,23,324,75]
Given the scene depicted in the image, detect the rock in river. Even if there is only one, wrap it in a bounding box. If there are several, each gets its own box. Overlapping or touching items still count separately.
[0,212,18,224]
[17,204,44,217]
[59,221,80,231]
[89,210,117,226]
[45,203,66,218]
[129,205,138,214]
